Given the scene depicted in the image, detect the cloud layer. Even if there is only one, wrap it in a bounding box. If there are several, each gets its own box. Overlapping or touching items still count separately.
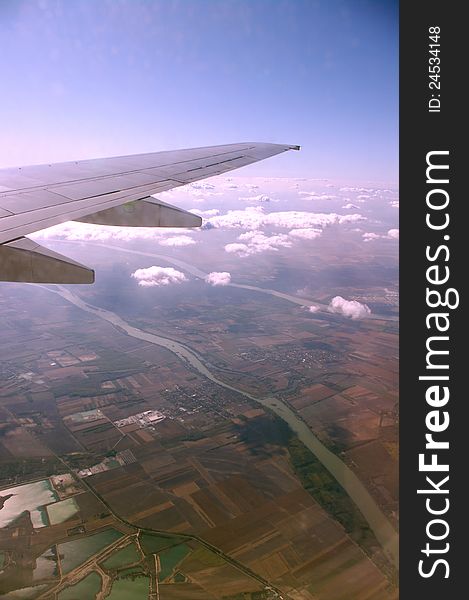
[204,206,364,231]
[34,221,197,243]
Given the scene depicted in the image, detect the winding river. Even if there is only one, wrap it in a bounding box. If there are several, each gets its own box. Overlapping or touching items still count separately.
[44,284,398,568]
[52,240,398,322]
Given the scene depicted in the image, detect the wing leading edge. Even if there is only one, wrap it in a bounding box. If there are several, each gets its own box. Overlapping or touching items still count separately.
[0,142,299,283]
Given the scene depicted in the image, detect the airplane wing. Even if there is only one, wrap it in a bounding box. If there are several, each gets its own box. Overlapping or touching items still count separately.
[0,142,299,284]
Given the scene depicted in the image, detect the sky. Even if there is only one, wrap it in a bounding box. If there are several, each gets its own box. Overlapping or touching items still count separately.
[0,0,398,183]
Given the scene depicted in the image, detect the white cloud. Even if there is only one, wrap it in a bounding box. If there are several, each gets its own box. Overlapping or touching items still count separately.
[308,305,320,313]
[362,228,399,242]
[288,228,322,240]
[390,200,399,208]
[299,191,337,200]
[160,180,222,201]
[224,243,251,257]
[205,271,231,286]
[158,235,196,247]
[190,182,215,190]
[131,266,188,287]
[239,231,292,251]
[224,231,292,257]
[205,206,365,231]
[362,232,381,242]
[33,222,192,242]
[387,228,399,239]
[340,187,375,193]
[239,194,274,203]
[189,208,220,217]
[342,203,359,210]
[328,296,371,319]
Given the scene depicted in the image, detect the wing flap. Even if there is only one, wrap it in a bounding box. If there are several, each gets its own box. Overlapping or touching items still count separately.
[0,180,185,244]
[76,198,202,228]
[0,237,94,283]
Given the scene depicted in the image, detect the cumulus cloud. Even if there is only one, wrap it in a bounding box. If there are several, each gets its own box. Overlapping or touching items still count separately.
[362,232,381,242]
[288,228,322,240]
[342,203,360,210]
[308,305,320,313]
[131,266,188,287]
[205,271,231,286]
[328,296,371,319]
[224,243,251,257]
[239,231,292,251]
[225,231,292,257]
[158,235,196,247]
[205,206,365,231]
[390,200,399,208]
[362,228,399,242]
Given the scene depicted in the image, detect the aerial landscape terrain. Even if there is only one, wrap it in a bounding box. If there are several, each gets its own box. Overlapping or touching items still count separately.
[0,176,399,599]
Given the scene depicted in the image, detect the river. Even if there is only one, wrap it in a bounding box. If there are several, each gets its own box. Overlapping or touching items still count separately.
[52,240,398,322]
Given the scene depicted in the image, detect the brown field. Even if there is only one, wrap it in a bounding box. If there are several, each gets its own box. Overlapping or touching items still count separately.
[88,413,397,599]
[0,427,53,458]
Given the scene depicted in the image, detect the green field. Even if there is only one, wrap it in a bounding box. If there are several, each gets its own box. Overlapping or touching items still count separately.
[158,544,191,582]
[58,529,123,573]
[58,571,102,599]
[102,542,141,569]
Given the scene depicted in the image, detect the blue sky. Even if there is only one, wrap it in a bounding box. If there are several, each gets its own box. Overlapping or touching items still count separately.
[0,0,398,182]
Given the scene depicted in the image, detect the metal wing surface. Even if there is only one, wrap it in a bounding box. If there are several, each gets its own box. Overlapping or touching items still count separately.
[0,142,299,283]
